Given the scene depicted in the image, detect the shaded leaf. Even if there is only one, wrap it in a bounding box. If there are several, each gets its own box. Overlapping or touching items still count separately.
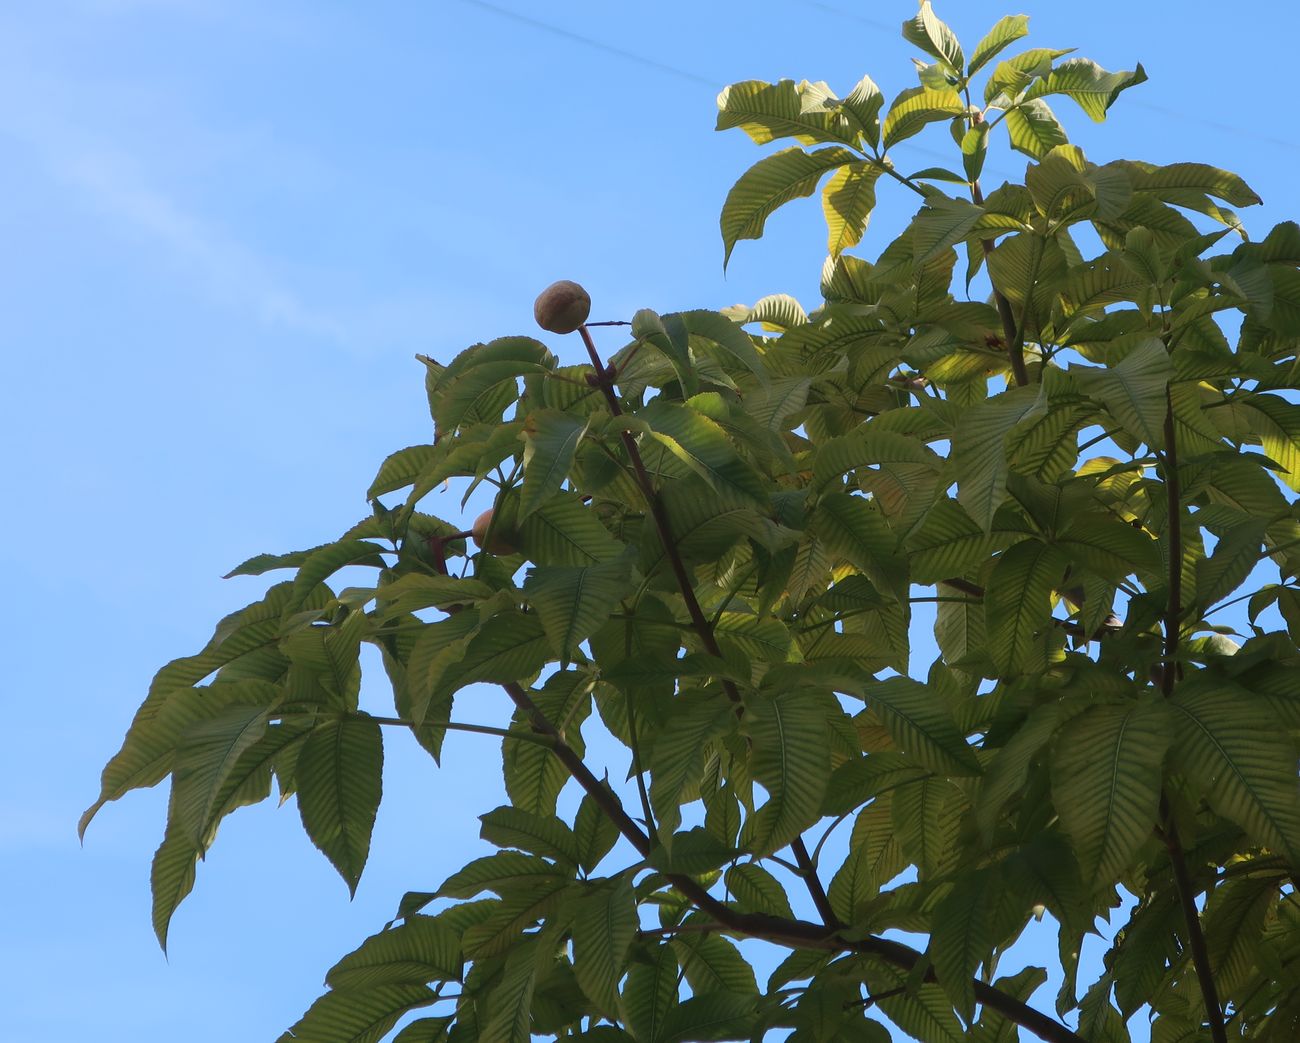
[1052,698,1172,883]
[720,146,857,267]
[296,714,384,896]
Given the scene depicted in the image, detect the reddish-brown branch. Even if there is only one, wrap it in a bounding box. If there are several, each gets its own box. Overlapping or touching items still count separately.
[971,178,1029,387]
[554,324,1084,1043]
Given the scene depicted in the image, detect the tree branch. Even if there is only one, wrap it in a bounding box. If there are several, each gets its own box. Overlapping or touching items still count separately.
[577,325,739,703]
[791,835,840,929]
[1157,388,1228,1043]
[970,178,1029,387]
[553,324,1086,1043]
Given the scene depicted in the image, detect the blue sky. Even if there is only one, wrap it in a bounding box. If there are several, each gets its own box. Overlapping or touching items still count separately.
[4,1,1300,1040]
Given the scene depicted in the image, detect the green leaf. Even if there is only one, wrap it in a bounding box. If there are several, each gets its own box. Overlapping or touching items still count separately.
[639,399,767,505]
[715,79,857,147]
[392,1017,452,1043]
[151,819,199,952]
[970,967,1050,1043]
[622,943,679,1043]
[170,704,269,849]
[1196,517,1267,610]
[976,704,1062,842]
[955,386,1047,531]
[647,694,736,840]
[289,540,389,611]
[744,376,810,434]
[572,875,638,1015]
[519,410,587,522]
[1051,698,1172,883]
[720,146,857,267]
[859,676,982,775]
[1076,337,1171,448]
[223,546,316,579]
[478,934,544,1043]
[326,916,462,990]
[901,2,964,72]
[671,928,758,995]
[743,687,831,855]
[438,851,568,899]
[1026,58,1148,122]
[1128,161,1262,208]
[1243,393,1300,491]
[842,75,886,149]
[984,47,1074,106]
[524,556,632,662]
[278,985,435,1043]
[724,862,794,919]
[441,610,550,691]
[431,336,553,435]
[517,491,625,566]
[1169,678,1300,866]
[823,161,882,258]
[968,14,1030,76]
[934,581,986,672]
[675,310,770,385]
[479,805,580,867]
[658,991,757,1043]
[296,714,384,896]
[724,294,808,332]
[375,574,496,619]
[368,444,438,500]
[82,585,321,836]
[812,428,937,494]
[907,498,1000,584]
[812,492,905,598]
[930,870,996,1020]
[868,963,965,1043]
[912,197,987,265]
[402,612,481,730]
[574,789,621,873]
[198,716,311,843]
[1004,98,1069,160]
[984,540,1067,675]
[827,843,878,925]
[1203,875,1277,996]
[881,87,964,149]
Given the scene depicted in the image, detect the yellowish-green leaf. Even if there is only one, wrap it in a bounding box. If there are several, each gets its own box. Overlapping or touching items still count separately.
[881,87,964,149]
[823,161,882,258]
[720,146,857,267]
[968,14,1030,76]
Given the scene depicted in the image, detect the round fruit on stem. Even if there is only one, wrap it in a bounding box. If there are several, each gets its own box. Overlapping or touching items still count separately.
[533,280,591,334]
[471,508,518,556]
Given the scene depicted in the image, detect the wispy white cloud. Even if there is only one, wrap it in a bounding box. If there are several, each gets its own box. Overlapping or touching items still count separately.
[0,18,353,346]
[54,146,351,342]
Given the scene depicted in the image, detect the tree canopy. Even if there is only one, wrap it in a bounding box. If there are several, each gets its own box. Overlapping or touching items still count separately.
[86,4,1300,1041]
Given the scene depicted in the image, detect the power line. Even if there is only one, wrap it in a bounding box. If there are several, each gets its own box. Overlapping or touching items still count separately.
[453,0,716,89]
[799,0,1300,155]
[796,0,895,33]
[450,0,1013,179]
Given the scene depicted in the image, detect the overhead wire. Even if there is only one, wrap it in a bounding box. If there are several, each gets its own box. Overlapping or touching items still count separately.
[797,0,1300,154]
[450,0,1015,179]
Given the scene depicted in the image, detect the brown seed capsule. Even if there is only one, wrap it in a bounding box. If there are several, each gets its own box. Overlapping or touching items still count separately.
[471,508,518,556]
[533,280,591,334]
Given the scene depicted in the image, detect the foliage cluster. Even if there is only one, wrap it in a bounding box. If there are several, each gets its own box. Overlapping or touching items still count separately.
[87,4,1300,1042]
